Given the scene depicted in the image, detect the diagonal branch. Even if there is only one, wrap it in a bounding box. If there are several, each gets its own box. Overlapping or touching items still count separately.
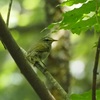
[34,62,69,100]
[0,14,54,100]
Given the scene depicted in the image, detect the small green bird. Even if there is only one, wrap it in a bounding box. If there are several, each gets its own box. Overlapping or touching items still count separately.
[26,36,57,65]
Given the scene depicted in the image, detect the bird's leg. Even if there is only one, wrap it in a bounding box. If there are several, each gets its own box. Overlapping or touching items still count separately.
[34,61,47,73]
[40,60,47,72]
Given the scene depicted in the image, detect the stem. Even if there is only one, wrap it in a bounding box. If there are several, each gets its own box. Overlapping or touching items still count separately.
[92,0,100,99]
[6,0,13,27]
[92,37,100,100]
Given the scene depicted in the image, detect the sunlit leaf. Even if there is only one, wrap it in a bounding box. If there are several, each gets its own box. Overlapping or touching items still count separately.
[61,0,87,6]
[51,0,100,34]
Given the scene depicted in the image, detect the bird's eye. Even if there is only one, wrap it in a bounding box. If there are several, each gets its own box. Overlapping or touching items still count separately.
[45,39,49,41]
[43,38,50,41]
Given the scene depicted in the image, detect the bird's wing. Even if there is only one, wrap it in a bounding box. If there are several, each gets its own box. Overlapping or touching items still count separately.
[27,42,49,53]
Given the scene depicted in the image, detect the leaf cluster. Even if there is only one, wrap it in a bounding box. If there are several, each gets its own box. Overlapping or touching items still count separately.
[48,0,100,34]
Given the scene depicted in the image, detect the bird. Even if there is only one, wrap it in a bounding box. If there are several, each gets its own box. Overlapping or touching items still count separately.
[26,36,57,65]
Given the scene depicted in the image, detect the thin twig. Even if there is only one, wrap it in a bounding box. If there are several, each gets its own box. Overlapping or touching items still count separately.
[6,0,13,27]
[0,0,13,49]
[92,37,100,100]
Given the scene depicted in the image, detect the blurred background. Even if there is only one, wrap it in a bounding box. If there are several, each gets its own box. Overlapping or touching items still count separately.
[0,0,100,100]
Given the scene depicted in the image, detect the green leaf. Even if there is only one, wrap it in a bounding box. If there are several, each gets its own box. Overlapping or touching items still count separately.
[56,0,99,34]
[49,0,100,34]
[47,23,58,29]
[71,90,100,100]
[62,16,98,34]
[61,0,87,6]
[61,1,96,24]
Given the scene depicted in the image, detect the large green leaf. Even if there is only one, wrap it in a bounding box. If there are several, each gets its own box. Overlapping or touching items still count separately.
[51,0,100,34]
[71,90,100,100]
[47,0,100,34]
[60,16,100,34]
[61,1,96,24]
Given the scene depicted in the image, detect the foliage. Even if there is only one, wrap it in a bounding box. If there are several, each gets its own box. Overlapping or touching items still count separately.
[71,90,100,100]
[48,0,100,34]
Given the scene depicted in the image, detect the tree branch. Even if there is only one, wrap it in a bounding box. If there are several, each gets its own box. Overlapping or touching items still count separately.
[92,37,100,100]
[34,62,70,100]
[0,14,54,100]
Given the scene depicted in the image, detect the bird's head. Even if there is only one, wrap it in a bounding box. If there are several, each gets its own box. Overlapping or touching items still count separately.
[42,36,57,45]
